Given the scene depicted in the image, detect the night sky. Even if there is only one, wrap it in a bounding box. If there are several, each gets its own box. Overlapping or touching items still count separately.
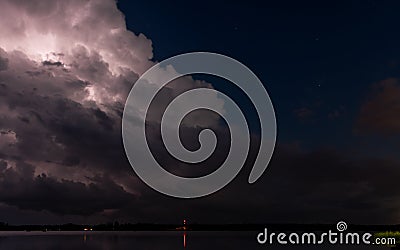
[0,0,400,225]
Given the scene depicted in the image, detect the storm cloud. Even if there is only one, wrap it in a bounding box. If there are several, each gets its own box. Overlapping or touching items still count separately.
[0,0,224,219]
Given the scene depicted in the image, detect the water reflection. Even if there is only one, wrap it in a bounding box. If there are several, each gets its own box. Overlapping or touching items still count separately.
[0,231,390,249]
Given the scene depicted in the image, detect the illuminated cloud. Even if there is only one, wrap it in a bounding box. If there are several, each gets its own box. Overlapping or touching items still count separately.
[0,0,225,216]
[0,0,153,75]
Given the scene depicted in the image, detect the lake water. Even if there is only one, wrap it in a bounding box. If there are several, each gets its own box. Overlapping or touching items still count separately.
[0,231,390,249]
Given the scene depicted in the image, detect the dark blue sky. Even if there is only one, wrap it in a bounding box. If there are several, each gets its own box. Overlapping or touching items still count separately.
[118,0,400,153]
